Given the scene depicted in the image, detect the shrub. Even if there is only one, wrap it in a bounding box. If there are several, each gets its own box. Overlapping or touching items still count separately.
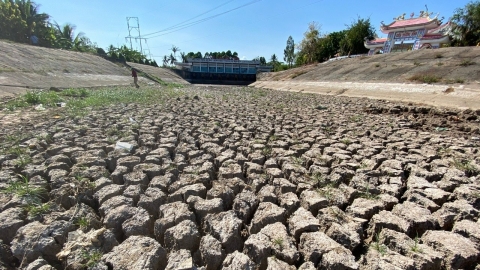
[459,59,475,67]
[96,48,106,55]
[24,91,40,104]
[408,74,441,84]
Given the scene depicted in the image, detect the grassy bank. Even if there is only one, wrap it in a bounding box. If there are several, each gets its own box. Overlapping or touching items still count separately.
[1,84,186,114]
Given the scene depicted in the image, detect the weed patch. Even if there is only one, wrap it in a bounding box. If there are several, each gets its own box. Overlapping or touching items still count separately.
[81,249,103,268]
[291,71,307,79]
[1,85,185,113]
[2,174,46,203]
[408,74,441,84]
[451,158,479,176]
[459,60,475,67]
[370,233,387,255]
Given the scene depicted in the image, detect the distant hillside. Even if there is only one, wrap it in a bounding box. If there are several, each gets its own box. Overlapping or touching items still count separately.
[258,47,480,84]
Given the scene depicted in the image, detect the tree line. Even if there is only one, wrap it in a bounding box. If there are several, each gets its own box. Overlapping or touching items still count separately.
[0,0,155,65]
[278,1,480,70]
[0,0,96,51]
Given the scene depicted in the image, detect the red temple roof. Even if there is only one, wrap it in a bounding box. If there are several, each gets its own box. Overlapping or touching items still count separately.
[388,17,431,28]
[366,38,387,45]
[381,15,441,33]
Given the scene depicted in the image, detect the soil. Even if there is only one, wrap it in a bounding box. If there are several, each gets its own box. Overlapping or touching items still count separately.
[0,41,480,270]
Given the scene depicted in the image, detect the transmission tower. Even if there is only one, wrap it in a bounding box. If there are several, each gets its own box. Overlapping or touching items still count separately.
[125,17,147,53]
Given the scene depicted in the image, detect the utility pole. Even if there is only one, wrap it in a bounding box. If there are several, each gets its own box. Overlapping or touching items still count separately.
[125,17,147,53]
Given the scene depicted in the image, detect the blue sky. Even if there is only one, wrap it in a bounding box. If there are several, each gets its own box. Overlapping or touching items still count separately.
[37,0,469,63]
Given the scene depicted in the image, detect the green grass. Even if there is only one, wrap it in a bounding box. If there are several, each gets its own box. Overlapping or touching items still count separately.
[340,138,352,145]
[15,154,33,169]
[1,174,46,203]
[444,78,465,84]
[262,146,272,157]
[291,156,304,166]
[75,216,90,229]
[359,161,369,169]
[1,85,185,113]
[272,237,284,248]
[410,235,423,253]
[0,67,16,72]
[268,135,278,142]
[408,74,441,84]
[459,60,475,67]
[24,202,50,217]
[349,115,363,122]
[250,90,268,99]
[452,158,479,176]
[291,70,307,79]
[81,249,103,268]
[329,207,347,221]
[359,184,379,200]
[370,233,387,255]
[309,172,329,188]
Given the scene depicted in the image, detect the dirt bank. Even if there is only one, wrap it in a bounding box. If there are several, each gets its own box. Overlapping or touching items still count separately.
[252,47,480,110]
[0,41,190,98]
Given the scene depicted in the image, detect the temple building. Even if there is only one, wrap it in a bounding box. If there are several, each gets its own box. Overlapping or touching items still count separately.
[365,11,451,55]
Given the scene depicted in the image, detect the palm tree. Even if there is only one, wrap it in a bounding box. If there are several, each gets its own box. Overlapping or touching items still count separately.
[180,52,187,63]
[53,22,80,49]
[169,53,176,66]
[162,55,169,67]
[16,0,49,39]
[171,45,179,61]
[270,54,278,65]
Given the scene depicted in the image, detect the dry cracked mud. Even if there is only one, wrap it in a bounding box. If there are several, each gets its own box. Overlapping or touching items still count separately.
[1,85,480,270]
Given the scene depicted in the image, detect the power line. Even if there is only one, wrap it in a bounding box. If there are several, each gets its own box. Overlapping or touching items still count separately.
[141,0,236,37]
[144,0,263,39]
[148,0,322,49]
[125,17,147,53]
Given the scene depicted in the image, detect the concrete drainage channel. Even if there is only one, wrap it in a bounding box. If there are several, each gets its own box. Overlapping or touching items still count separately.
[0,85,479,269]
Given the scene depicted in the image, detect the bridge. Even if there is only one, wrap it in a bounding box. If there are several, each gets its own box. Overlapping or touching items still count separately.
[174,58,272,85]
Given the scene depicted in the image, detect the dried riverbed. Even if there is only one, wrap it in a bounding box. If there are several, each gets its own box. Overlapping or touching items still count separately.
[0,85,479,269]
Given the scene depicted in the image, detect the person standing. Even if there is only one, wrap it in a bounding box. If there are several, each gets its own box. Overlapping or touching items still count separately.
[131,68,139,88]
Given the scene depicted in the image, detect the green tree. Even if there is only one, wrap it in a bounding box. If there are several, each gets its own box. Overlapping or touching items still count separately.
[0,0,28,42]
[297,22,321,65]
[53,22,93,51]
[284,36,295,68]
[162,55,169,67]
[270,54,279,71]
[317,30,346,62]
[180,52,187,63]
[452,1,480,46]
[169,53,176,66]
[339,17,375,55]
[171,45,179,60]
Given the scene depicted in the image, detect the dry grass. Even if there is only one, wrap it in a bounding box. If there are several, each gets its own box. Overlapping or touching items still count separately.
[408,74,441,84]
